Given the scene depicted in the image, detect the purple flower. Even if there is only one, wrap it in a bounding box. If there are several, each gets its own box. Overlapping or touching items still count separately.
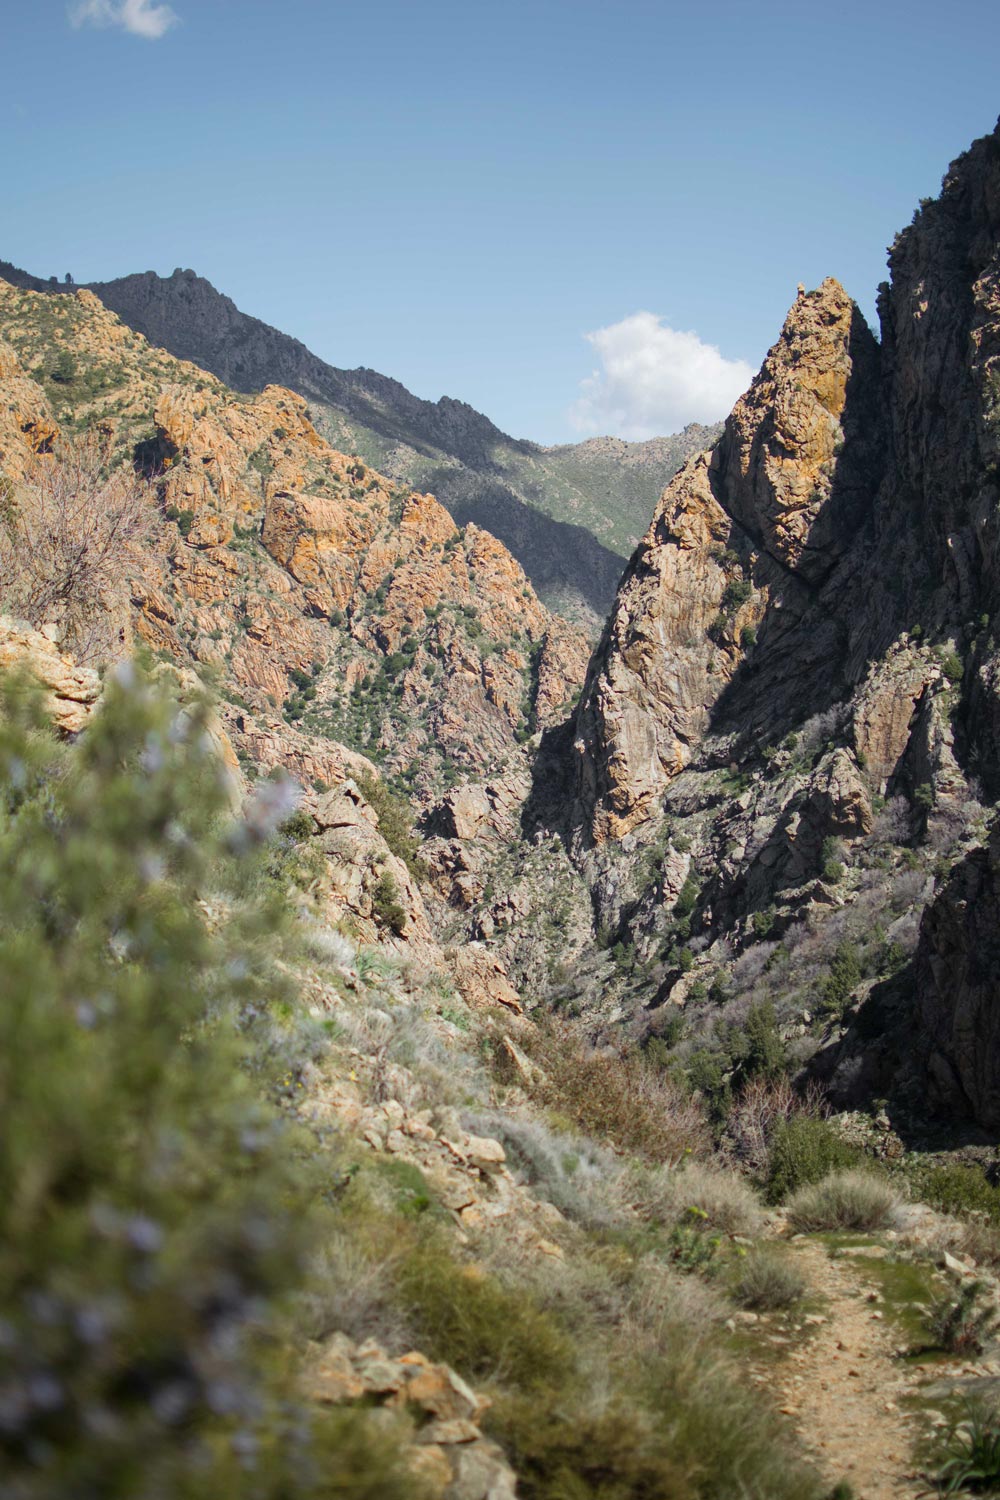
[229,775,302,851]
[125,1216,164,1254]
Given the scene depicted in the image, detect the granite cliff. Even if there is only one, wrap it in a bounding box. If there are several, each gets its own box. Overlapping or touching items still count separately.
[559,118,1000,1136]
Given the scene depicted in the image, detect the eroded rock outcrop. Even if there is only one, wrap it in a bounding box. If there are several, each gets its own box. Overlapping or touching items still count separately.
[308,780,443,962]
[302,1333,518,1500]
[0,615,100,732]
[574,278,883,842]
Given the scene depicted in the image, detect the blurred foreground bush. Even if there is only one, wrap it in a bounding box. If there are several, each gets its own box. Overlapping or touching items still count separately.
[0,666,413,1499]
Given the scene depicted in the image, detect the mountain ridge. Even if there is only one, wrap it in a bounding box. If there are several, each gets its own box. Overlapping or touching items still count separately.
[0,258,719,632]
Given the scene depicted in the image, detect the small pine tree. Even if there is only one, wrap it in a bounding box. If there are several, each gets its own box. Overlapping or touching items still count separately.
[355,769,426,878]
[372,868,407,933]
[743,1001,787,1082]
[50,348,77,383]
[821,941,862,1015]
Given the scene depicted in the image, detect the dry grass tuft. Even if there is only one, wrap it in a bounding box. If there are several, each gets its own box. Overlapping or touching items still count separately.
[630,1159,766,1237]
[733,1248,806,1311]
[786,1170,901,1232]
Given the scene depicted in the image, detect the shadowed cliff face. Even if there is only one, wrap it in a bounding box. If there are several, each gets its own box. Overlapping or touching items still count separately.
[556,118,1000,1133]
[872,126,1000,785]
[574,120,1000,847]
[914,823,1000,1133]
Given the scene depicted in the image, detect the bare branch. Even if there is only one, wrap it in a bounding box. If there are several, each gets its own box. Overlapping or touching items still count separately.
[0,433,152,663]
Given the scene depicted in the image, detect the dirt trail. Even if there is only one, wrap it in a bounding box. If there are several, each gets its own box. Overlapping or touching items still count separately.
[761,1241,924,1500]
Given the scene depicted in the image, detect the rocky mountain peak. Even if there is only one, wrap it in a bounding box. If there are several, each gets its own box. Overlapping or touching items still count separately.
[715,275,882,582]
[0,258,721,630]
[0,278,590,814]
[571,274,884,844]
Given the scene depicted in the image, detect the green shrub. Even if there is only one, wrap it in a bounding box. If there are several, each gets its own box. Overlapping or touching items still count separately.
[667,1208,723,1272]
[743,1000,787,1082]
[0,668,412,1499]
[490,1394,689,1500]
[280,807,315,842]
[941,651,964,684]
[915,1163,1000,1223]
[686,1047,732,1126]
[674,875,699,917]
[926,1280,999,1356]
[722,578,753,612]
[50,348,77,383]
[820,941,861,1015]
[752,907,775,938]
[821,839,845,883]
[786,1170,900,1232]
[398,1239,570,1391]
[372,1158,438,1217]
[164,503,195,536]
[733,1249,806,1311]
[935,1397,1000,1495]
[248,443,273,478]
[740,624,758,648]
[371,869,407,933]
[491,1348,821,1500]
[766,1117,862,1202]
[355,769,426,878]
[708,972,729,1006]
[611,937,635,973]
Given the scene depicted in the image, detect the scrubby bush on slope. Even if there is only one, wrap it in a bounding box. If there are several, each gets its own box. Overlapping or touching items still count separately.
[0,435,149,663]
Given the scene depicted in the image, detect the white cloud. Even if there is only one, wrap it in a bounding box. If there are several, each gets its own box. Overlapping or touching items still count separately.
[70,0,179,39]
[570,311,754,440]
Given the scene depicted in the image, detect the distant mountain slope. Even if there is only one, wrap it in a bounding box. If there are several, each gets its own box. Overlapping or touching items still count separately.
[0,261,718,632]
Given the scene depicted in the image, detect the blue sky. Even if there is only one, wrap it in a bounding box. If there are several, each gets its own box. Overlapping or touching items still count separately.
[3,0,999,443]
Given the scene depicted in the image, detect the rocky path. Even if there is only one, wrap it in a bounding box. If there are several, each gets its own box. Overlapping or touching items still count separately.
[758,1241,925,1500]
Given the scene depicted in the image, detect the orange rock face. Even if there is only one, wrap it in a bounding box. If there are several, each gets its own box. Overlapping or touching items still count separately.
[0,280,590,806]
[0,615,101,732]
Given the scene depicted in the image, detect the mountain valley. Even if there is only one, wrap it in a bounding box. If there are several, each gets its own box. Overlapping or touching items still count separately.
[2,114,1000,1500]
